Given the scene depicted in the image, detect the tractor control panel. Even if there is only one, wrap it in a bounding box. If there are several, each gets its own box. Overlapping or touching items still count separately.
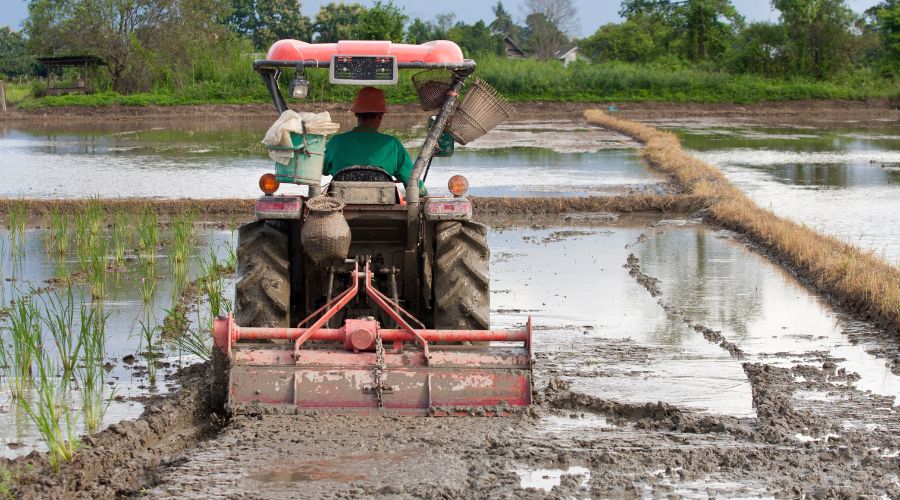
[329,55,398,85]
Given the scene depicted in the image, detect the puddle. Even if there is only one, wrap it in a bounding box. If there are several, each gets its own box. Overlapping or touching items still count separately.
[248,450,421,484]
[491,215,899,416]
[0,120,662,199]
[632,225,900,403]
[536,412,617,433]
[516,465,591,492]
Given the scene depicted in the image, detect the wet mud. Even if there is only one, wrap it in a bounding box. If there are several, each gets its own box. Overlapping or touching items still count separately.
[141,218,900,497]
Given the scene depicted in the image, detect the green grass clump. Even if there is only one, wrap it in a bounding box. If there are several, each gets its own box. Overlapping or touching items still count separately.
[170,210,197,265]
[2,298,41,400]
[111,211,131,265]
[48,208,70,255]
[40,288,83,383]
[6,199,28,251]
[19,345,80,471]
[138,309,161,386]
[77,303,112,433]
[137,208,159,266]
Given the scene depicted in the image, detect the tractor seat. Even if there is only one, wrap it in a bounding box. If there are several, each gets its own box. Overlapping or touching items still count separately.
[328,165,401,205]
[331,165,395,183]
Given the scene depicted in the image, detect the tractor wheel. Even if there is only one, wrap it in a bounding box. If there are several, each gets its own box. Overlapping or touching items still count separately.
[433,221,490,330]
[234,220,291,328]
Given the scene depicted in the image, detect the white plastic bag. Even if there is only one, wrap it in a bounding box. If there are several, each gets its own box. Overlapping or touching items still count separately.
[263,110,340,164]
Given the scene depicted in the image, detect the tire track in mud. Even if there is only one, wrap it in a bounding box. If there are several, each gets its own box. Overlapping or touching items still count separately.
[622,240,746,359]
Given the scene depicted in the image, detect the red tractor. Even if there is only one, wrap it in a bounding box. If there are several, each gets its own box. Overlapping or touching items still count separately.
[211,40,531,415]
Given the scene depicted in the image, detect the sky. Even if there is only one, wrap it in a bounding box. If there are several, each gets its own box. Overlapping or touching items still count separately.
[0,0,885,37]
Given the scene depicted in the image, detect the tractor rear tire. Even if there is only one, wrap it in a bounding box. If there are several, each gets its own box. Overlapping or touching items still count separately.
[433,221,491,330]
[234,220,290,328]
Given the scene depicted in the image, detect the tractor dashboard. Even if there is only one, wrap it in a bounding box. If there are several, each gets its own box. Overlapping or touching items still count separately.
[330,55,398,85]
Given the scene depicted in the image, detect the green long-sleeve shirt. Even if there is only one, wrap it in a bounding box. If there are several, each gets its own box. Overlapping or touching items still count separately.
[323,127,415,185]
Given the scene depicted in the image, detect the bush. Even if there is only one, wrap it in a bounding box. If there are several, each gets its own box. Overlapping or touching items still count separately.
[30,80,47,98]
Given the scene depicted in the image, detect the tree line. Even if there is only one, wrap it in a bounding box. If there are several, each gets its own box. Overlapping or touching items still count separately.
[0,0,897,95]
[581,0,899,79]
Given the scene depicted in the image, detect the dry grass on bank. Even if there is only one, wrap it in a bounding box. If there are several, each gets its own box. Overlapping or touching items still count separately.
[585,109,900,334]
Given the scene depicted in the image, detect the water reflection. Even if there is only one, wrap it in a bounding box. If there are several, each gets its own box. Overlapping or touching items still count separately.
[664,123,900,264]
[0,123,660,198]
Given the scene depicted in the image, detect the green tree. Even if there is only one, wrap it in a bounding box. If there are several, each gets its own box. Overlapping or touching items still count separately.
[227,0,311,48]
[620,0,742,61]
[353,1,407,42]
[0,28,35,78]
[447,20,505,56]
[490,1,518,39]
[406,18,432,43]
[728,22,791,76]
[312,2,364,42]
[521,12,568,59]
[872,0,900,70]
[771,0,856,78]
[24,0,231,91]
[579,17,660,63]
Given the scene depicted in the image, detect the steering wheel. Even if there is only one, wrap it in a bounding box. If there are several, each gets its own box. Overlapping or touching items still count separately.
[331,165,395,183]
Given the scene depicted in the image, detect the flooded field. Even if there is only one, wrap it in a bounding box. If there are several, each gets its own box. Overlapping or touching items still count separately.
[0,119,657,198]
[650,118,900,265]
[0,225,233,458]
[2,108,898,497]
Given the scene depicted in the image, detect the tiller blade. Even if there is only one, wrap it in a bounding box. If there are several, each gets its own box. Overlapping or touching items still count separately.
[213,262,532,415]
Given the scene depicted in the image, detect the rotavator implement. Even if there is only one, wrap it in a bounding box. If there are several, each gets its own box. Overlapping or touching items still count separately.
[211,39,532,415]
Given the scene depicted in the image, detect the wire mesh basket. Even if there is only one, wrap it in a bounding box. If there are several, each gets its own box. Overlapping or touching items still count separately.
[411,69,454,111]
[448,78,513,145]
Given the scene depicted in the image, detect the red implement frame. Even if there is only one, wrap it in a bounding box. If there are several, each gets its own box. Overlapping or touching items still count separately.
[213,262,533,415]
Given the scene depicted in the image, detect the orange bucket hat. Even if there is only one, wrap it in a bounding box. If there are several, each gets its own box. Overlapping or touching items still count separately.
[350,86,388,113]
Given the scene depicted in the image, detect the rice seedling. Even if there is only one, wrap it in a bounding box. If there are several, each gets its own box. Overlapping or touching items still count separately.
[170,210,197,265]
[83,196,104,238]
[139,266,157,304]
[77,303,113,433]
[87,237,109,299]
[174,325,212,361]
[111,211,131,265]
[200,245,231,324]
[19,344,79,471]
[4,298,41,400]
[6,200,28,257]
[137,208,159,266]
[49,208,69,255]
[73,213,90,271]
[138,309,160,387]
[39,288,83,384]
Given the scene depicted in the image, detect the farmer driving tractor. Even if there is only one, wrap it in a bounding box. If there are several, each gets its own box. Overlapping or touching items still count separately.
[324,86,426,195]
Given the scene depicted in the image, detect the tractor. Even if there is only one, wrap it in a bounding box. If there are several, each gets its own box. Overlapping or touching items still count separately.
[211,39,532,415]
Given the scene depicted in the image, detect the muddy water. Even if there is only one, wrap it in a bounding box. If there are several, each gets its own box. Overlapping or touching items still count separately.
[650,119,900,265]
[491,216,898,415]
[0,228,233,458]
[0,118,658,199]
